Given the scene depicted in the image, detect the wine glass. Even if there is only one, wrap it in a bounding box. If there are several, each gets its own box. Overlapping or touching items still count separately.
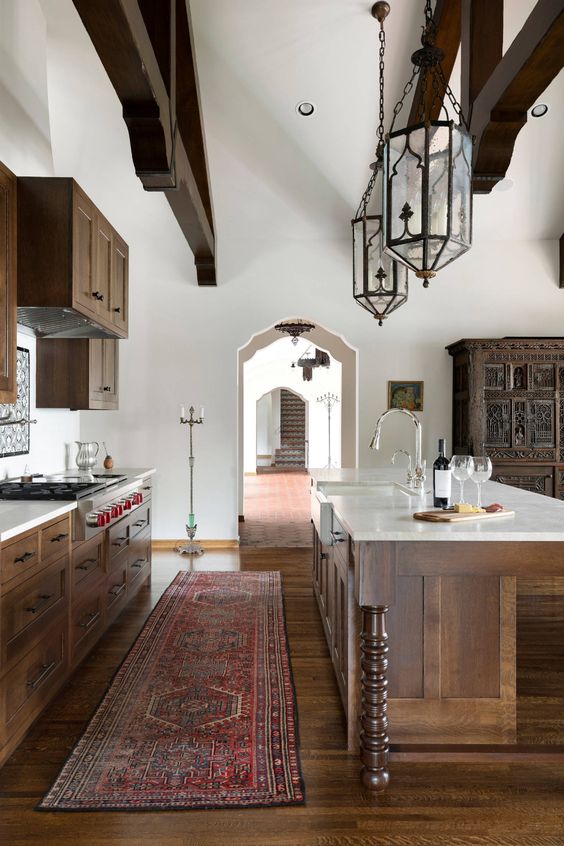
[469,456,492,508]
[450,455,472,503]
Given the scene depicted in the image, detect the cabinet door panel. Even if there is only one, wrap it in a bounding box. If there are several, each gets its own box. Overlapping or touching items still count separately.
[102,340,118,406]
[72,187,97,315]
[0,162,16,402]
[111,233,128,335]
[94,215,112,321]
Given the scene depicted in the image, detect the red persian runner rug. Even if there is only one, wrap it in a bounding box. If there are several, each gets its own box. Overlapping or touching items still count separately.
[39,571,304,810]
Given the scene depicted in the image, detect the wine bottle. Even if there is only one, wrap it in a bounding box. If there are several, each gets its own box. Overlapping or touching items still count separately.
[433,438,451,508]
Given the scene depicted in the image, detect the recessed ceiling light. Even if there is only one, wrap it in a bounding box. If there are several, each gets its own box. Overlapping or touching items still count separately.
[296,101,315,117]
[529,102,549,118]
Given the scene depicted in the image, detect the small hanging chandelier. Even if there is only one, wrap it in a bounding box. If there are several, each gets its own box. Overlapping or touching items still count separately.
[352,2,409,326]
[383,0,473,286]
[274,319,315,345]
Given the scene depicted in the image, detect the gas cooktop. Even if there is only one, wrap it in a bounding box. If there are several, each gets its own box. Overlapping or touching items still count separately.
[0,474,128,501]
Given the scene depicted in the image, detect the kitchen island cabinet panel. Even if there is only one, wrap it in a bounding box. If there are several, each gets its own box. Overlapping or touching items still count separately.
[0,161,17,403]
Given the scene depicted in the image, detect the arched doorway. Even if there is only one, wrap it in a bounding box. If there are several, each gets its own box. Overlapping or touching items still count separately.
[237,319,358,520]
[256,387,308,472]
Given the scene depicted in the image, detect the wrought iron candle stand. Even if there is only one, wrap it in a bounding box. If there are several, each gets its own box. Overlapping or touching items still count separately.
[176,405,205,556]
[317,393,339,469]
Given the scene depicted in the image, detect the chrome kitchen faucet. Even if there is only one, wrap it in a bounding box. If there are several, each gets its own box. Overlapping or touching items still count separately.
[369,408,425,489]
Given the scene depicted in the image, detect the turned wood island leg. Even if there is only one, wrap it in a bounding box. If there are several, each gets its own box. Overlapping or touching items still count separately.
[360,605,390,791]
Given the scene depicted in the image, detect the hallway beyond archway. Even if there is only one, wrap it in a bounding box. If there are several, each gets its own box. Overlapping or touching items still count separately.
[239,473,311,547]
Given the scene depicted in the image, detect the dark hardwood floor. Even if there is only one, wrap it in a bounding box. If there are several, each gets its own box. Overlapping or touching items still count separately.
[1,548,564,846]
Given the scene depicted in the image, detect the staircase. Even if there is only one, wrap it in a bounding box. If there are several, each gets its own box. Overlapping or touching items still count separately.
[258,390,306,474]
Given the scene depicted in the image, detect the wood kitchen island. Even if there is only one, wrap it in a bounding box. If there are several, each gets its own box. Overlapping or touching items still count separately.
[310,468,564,792]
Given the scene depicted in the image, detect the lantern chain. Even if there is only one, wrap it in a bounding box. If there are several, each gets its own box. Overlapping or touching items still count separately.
[389,66,419,133]
[375,21,386,159]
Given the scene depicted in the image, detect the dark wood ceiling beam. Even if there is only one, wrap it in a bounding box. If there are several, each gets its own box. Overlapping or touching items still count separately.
[469,0,564,194]
[461,0,503,118]
[407,0,461,125]
[72,0,215,284]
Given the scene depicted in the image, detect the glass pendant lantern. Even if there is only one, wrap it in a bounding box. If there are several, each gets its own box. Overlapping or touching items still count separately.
[383,0,472,286]
[352,2,409,326]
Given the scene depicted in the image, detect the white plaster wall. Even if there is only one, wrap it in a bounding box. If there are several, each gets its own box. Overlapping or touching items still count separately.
[0,0,78,480]
[24,0,561,541]
[255,393,272,464]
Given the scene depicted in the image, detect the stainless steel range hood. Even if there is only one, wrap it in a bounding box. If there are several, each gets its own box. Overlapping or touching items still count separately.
[17,307,120,339]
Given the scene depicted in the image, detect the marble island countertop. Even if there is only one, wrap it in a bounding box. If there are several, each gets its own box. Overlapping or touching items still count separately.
[309,466,564,542]
[0,467,155,542]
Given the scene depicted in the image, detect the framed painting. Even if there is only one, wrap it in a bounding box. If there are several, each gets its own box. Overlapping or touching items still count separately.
[387,380,424,412]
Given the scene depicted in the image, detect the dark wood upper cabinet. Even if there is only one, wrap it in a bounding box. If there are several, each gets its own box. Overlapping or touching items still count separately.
[447,338,564,499]
[36,338,119,410]
[17,178,128,339]
[0,162,17,403]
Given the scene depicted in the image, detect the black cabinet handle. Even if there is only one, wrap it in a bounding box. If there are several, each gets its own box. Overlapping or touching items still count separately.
[79,610,100,629]
[112,536,128,547]
[50,533,69,543]
[131,558,146,569]
[109,583,126,597]
[133,520,146,528]
[113,306,121,313]
[320,552,329,560]
[14,550,36,564]
[330,530,347,544]
[103,386,112,392]
[27,661,56,689]
[76,557,97,571]
[26,593,55,614]
[92,291,104,301]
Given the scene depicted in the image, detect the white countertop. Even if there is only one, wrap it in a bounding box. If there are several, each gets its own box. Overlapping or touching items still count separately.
[0,467,156,543]
[0,501,77,543]
[309,467,564,542]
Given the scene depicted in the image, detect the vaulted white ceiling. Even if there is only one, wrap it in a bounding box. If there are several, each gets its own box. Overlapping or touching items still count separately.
[190,0,563,243]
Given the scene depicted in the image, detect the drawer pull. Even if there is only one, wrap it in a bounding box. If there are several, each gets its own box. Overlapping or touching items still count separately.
[109,583,126,597]
[50,532,69,543]
[320,552,329,560]
[79,610,101,629]
[142,486,151,491]
[330,530,347,544]
[133,520,146,528]
[131,558,146,569]
[26,593,55,614]
[112,536,128,547]
[27,661,57,690]
[92,291,104,301]
[14,550,36,564]
[76,558,97,571]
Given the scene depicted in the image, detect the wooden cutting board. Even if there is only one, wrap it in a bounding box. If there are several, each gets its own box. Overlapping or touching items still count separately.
[413,509,515,522]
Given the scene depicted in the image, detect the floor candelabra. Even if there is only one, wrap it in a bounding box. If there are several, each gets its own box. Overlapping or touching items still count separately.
[176,405,205,556]
[317,393,339,469]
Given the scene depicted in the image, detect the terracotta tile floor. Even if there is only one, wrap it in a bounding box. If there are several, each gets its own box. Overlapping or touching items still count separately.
[239,472,312,547]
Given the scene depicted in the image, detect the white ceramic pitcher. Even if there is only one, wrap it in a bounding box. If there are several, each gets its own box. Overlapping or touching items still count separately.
[75,441,99,470]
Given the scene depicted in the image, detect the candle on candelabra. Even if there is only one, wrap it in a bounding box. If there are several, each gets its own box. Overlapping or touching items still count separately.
[200,406,205,420]
[180,404,185,419]
[188,513,196,528]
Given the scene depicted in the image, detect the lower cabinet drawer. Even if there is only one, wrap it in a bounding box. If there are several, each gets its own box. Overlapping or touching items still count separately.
[1,532,40,586]
[71,586,104,656]
[41,516,71,565]
[106,567,127,612]
[128,530,151,586]
[72,534,105,593]
[130,502,151,539]
[109,521,130,559]
[1,621,67,740]
[1,558,68,670]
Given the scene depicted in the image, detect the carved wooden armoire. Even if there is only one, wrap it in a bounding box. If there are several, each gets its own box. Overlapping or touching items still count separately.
[447,338,564,498]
